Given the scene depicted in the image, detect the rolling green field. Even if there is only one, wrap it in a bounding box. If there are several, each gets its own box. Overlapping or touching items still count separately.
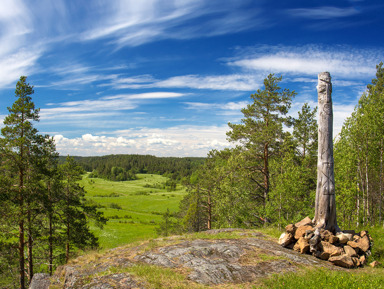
[79,173,186,249]
[76,174,384,288]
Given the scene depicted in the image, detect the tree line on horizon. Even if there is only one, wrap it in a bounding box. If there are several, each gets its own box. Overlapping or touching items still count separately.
[158,63,384,236]
[0,77,107,289]
[68,154,204,182]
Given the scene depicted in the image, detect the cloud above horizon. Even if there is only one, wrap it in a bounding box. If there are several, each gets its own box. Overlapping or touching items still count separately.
[53,125,232,157]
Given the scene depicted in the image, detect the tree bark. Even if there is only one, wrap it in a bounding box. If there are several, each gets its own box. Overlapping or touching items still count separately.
[263,143,269,206]
[207,193,212,230]
[49,211,53,275]
[19,211,25,289]
[27,207,33,283]
[380,139,383,225]
[19,168,25,289]
[313,72,340,233]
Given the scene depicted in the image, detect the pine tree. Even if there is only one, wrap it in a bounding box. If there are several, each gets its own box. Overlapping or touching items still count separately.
[227,74,296,208]
[0,76,40,289]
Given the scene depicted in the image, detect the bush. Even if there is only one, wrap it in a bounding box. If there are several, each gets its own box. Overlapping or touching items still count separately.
[109,203,122,210]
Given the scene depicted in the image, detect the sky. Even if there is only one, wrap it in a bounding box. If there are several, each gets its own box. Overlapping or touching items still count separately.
[0,0,383,157]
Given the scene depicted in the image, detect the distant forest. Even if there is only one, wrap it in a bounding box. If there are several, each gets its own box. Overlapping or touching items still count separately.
[61,155,205,182]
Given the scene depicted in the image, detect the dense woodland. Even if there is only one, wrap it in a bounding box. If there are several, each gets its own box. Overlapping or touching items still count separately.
[1,63,384,288]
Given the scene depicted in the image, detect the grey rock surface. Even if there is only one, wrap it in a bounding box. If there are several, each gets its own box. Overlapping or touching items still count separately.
[135,237,332,285]
[52,229,340,288]
[29,273,50,289]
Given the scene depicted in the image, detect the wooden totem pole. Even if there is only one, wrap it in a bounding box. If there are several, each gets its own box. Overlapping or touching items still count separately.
[312,72,340,233]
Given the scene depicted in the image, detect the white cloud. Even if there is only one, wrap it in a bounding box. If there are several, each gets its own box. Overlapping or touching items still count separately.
[0,1,43,88]
[40,92,184,120]
[53,125,233,157]
[107,74,263,91]
[288,6,359,19]
[184,101,248,112]
[0,48,43,88]
[230,45,382,80]
[104,92,184,100]
[80,0,264,47]
[156,75,261,91]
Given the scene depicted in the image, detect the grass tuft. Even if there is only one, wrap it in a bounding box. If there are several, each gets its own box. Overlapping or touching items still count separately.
[260,267,384,289]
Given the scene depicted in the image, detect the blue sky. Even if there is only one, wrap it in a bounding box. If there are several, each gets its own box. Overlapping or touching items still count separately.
[0,0,383,157]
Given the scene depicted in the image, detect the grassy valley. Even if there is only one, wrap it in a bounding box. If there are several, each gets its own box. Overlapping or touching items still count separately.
[79,173,186,249]
[74,174,384,288]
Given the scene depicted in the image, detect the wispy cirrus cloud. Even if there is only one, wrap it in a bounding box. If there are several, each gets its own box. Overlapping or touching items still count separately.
[0,48,44,88]
[40,92,185,120]
[0,0,44,88]
[230,45,382,79]
[0,0,265,89]
[105,74,263,91]
[184,101,248,111]
[97,45,381,94]
[288,6,359,19]
[156,75,262,91]
[104,92,184,100]
[80,0,265,47]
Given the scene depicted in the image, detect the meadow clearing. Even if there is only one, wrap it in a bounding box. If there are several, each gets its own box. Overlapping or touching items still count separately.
[79,173,186,249]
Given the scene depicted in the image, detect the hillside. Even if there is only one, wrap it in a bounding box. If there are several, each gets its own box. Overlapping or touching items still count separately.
[31,229,384,289]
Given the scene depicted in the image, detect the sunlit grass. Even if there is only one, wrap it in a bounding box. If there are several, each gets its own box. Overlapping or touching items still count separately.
[259,267,384,289]
[79,173,186,248]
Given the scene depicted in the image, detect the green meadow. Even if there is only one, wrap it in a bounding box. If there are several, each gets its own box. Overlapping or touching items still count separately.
[79,173,186,249]
[77,173,384,289]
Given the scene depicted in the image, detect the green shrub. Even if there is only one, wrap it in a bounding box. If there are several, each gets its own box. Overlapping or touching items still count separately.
[109,203,122,210]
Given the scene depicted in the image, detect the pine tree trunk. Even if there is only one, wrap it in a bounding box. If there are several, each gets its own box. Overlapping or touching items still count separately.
[380,140,383,226]
[49,211,53,276]
[207,193,212,230]
[313,72,339,233]
[28,208,33,283]
[19,169,26,289]
[19,214,25,289]
[66,183,70,263]
[66,224,70,263]
[48,182,53,276]
[263,143,269,206]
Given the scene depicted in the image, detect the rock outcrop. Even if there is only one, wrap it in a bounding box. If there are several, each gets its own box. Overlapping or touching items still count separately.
[50,229,340,288]
[29,273,50,289]
[279,217,372,268]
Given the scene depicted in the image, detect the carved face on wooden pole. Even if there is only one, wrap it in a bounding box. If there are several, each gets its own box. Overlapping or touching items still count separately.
[313,72,340,233]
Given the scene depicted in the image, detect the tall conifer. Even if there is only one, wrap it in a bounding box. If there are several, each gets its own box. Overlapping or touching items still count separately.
[0,76,39,289]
